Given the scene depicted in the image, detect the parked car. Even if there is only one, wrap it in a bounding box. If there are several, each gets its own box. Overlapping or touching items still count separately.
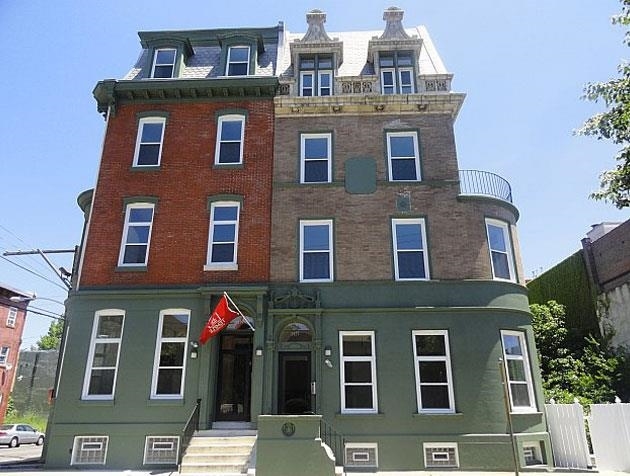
[0,424,45,448]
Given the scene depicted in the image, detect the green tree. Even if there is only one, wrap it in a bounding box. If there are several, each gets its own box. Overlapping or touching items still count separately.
[36,320,63,350]
[578,0,630,208]
[530,301,624,404]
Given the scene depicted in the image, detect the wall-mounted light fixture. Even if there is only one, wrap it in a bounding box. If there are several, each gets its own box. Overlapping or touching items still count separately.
[324,359,333,369]
[324,346,332,356]
[255,347,263,356]
[190,341,199,359]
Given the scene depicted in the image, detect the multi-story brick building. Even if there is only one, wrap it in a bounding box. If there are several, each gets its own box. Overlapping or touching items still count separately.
[0,283,33,422]
[45,8,551,473]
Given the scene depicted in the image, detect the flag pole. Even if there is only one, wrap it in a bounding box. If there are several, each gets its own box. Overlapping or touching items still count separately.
[224,292,256,331]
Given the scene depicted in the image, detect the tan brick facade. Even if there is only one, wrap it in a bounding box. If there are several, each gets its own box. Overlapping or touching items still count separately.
[79,100,274,288]
[271,112,521,283]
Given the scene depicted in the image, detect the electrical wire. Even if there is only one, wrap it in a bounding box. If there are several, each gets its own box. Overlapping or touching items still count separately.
[0,224,54,277]
[0,255,68,291]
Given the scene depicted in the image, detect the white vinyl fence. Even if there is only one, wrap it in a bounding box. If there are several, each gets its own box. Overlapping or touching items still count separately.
[544,401,590,469]
[590,401,630,472]
[546,399,630,472]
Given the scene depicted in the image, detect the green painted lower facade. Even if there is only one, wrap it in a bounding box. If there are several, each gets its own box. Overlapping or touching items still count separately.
[44,280,552,472]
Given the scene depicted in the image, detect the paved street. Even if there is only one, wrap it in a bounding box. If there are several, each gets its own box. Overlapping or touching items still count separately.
[0,443,42,466]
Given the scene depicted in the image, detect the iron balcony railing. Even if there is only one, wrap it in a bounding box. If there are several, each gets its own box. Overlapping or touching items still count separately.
[458,169,513,203]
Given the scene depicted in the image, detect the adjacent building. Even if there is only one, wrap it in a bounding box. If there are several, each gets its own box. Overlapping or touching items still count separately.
[0,283,33,422]
[528,219,630,349]
[45,8,551,473]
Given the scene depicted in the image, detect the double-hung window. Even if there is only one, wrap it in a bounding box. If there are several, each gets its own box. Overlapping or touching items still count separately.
[386,131,421,181]
[301,133,332,183]
[392,218,429,280]
[485,219,516,281]
[118,203,155,267]
[151,309,189,399]
[6,307,17,327]
[82,310,124,400]
[501,330,536,412]
[226,46,250,76]
[133,118,166,167]
[300,220,333,282]
[412,331,455,413]
[206,202,240,270]
[340,331,378,413]
[215,115,245,165]
[151,49,177,79]
[379,51,415,94]
[0,347,9,365]
[299,55,333,96]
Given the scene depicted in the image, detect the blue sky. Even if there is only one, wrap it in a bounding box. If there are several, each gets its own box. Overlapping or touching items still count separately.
[1,0,628,348]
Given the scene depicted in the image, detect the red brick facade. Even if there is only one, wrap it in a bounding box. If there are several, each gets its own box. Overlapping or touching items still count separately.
[79,100,274,288]
[0,294,28,423]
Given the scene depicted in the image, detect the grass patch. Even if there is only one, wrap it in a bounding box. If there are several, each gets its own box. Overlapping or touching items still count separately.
[4,412,48,432]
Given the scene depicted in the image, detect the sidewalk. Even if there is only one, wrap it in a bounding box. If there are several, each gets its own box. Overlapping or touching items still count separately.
[0,469,629,476]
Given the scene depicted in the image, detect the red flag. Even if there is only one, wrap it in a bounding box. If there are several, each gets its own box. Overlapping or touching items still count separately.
[199,294,240,344]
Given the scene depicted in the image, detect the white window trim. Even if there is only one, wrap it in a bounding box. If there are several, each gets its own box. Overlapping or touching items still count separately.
[318,70,332,96]
[151,48,176,79]
[485,218,516,282]
[226,45,250,76]
[150,309,190,399]
[117,202,155,267]
[300,219,334,283]
[392,218,430,281]
[412,330,455,413]
[398,67,415,93]
[386,131,421,182]
[380,68,396,94]
[7,307,17,327]
[205,201,240,271]
[214,115,245,165]
[82,310,125,400]
[0,347,9,365]
[300,71,314,96]
[132,117,166,167]
[300,133,332,184]
[339,331,378,414]
[501,330,537,413]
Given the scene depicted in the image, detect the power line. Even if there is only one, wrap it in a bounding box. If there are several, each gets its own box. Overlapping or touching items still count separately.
[0,255,68,291]
[0,224,54,277]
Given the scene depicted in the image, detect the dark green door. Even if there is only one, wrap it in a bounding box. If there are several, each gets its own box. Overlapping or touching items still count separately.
[278,352,312,414]
[215,333,252,421]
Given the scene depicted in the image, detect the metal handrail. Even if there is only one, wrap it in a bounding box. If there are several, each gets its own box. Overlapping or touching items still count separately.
[319,418,345,465]
[459,169,513,203]
[179,398,201,465]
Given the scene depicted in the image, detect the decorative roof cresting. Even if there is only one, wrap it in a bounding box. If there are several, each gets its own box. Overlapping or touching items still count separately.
[300,9,332,42]
[380,6,410,40]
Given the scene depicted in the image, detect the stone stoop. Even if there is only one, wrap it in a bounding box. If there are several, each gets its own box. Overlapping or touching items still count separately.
[179,431,257,475]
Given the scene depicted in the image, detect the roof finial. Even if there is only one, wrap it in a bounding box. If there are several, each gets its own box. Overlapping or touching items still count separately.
[380,6,410,40]
[301,9,332,42]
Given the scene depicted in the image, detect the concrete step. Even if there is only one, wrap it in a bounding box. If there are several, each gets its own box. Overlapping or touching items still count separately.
[182,453,252,464]
[185,444,253,455]
[179,461,246,473]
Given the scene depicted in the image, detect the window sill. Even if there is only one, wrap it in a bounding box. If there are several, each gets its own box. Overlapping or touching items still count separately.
[147,398,185,406]
[116,266,148,272]
[78,399,115,406]
[130,165,161,171]
[413,412,463,417]
[335,412,384,419]
[204,264,238,272]
[213,163,244,169]
[510,410,542,416]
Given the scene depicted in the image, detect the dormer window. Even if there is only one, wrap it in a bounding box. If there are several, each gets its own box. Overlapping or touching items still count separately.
[379,51,415,94]
[151,49,177,78]
[226,46,250,76]
[299,55,333,96]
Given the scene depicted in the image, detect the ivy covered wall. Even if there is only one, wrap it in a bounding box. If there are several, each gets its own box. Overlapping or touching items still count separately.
[527,251,600,339]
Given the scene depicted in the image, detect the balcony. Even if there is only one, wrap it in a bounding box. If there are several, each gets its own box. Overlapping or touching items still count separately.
[458,169,513,203]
